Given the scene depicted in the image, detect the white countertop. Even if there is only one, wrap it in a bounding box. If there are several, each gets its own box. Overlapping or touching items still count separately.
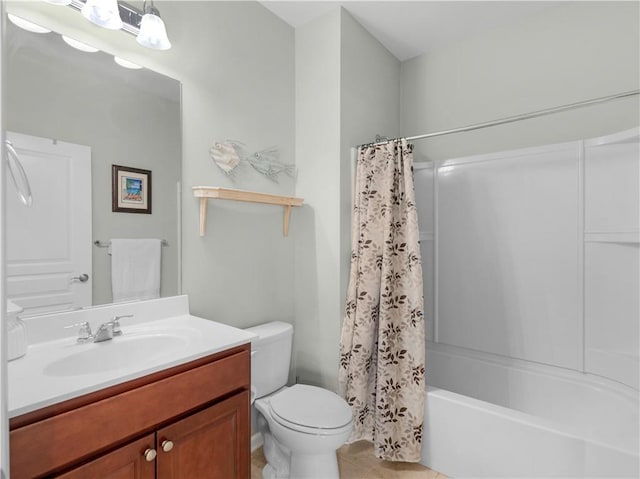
[8,296,255,418]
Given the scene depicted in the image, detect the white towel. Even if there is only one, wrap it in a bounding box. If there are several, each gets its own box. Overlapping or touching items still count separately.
[110,239,162,303]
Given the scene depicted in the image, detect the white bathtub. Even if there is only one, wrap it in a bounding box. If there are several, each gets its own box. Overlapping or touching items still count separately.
[420,343,639,478]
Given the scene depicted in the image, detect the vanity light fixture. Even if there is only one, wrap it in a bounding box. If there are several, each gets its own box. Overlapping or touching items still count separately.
[62,35,99,53]
[44,0,172,51]
[136,0,171,50]
[7,13,51,34]
[114,56,143,69]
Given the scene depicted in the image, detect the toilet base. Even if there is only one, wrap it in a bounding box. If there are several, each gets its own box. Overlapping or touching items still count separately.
[260,426,341,479]
[290,452,340,479]
[261,451,339,479]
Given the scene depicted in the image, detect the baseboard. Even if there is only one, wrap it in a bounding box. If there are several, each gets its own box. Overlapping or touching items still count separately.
[251,432,263,452]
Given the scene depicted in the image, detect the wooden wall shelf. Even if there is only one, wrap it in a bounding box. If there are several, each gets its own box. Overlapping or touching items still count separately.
[192,187,304,237]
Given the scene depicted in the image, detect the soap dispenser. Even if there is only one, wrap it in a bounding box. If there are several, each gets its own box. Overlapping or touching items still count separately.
[7,299,27,361]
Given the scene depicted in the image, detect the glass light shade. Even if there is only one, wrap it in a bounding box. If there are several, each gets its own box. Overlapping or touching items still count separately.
[136,13,171,50]
[44,0,72,5]
[81,0,123,30]
[7,14,51,34]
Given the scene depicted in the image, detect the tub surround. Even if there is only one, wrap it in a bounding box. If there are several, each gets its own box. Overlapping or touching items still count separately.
[416,129,639,477]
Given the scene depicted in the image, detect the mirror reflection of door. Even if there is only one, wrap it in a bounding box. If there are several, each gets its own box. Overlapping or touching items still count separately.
[5,20,181,307]
[5,131,92,315]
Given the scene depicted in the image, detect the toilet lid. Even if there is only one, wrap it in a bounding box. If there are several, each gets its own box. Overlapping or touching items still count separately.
[270,384,353,430]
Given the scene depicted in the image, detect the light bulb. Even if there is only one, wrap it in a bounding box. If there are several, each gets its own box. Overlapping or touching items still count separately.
[81,0,123,30]
[137,10,171,50]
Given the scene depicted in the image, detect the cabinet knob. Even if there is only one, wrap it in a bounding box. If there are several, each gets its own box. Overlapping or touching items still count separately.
[161,440,174,453]
[144,448,157,462]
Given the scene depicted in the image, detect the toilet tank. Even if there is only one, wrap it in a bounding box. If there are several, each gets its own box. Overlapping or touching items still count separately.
[245,321,293,399]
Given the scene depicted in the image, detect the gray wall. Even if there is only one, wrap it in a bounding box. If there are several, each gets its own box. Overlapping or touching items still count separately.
[294,8,400,389]
[294,9,342,387]
[4,24,180,305]
[400,2,640,163]
[168,2,296,328]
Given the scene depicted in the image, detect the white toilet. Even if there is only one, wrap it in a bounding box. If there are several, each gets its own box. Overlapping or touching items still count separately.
[247,321,353,479]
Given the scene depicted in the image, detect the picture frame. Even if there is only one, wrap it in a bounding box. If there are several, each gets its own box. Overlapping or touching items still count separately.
[112,165,152,214]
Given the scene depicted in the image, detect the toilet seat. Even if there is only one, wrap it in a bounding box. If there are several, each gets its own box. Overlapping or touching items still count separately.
[269,384,353,436]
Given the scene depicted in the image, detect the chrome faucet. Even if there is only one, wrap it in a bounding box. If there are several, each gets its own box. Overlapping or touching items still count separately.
[66,314,134,343]
[93,321,117,342]
[111,314,133,337]
[65,321,94,344]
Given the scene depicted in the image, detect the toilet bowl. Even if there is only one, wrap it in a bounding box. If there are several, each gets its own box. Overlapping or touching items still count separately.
[246,322,353,479]
[255,385,353,479]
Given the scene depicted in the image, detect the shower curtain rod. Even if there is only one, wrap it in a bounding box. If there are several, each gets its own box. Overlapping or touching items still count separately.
[359,89,640,148]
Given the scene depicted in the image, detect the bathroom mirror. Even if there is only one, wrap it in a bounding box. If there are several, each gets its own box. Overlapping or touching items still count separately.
[4,19,181,314]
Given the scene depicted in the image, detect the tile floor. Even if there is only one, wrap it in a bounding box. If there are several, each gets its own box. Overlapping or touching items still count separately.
[251,441,447,479]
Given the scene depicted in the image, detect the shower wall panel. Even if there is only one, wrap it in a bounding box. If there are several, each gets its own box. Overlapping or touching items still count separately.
[416,129,640,387]
[414,165,435,341]
[436,143,582,370]
[584,135,639,388]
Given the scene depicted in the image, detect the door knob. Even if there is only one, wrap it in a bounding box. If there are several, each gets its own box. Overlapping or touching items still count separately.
[71,273,89,282]
[161,440,174,452]
[143,448,157,462]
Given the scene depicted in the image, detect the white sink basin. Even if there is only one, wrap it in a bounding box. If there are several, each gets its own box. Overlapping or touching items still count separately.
[8,308,256,418]
[43,334,189,376]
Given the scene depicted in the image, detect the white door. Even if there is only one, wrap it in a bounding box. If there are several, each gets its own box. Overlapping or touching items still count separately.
[5,131,92,315]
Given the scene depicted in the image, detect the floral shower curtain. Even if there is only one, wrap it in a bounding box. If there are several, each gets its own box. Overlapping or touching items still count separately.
[338,139,425,462]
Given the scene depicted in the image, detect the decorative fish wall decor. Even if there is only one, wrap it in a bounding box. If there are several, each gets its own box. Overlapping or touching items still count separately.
[210,141,297,182]
[209,142,240,174]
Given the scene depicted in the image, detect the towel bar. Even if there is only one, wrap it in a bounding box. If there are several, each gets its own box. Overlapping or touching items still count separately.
[93,239,169,248]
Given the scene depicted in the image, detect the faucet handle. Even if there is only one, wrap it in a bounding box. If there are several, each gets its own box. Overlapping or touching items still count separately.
[64,321,93,342]
[111,314,133,336]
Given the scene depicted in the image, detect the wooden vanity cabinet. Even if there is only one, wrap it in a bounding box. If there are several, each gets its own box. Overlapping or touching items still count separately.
[56,434,157,479]
[10,344,251,479]
[156,392,247,478]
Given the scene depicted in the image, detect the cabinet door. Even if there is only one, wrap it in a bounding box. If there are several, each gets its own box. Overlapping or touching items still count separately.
[156,391,249,479]
[55,434,156,479]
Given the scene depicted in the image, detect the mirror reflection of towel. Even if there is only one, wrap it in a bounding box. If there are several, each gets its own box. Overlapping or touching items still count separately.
[110,239,161,302]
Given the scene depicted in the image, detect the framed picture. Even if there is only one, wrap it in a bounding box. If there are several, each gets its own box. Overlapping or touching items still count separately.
[112,165,152,214]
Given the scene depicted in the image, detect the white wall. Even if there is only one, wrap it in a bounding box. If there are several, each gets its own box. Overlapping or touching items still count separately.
[4,25,180,305]
[294,8,400,389]
[401,2,640,163]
